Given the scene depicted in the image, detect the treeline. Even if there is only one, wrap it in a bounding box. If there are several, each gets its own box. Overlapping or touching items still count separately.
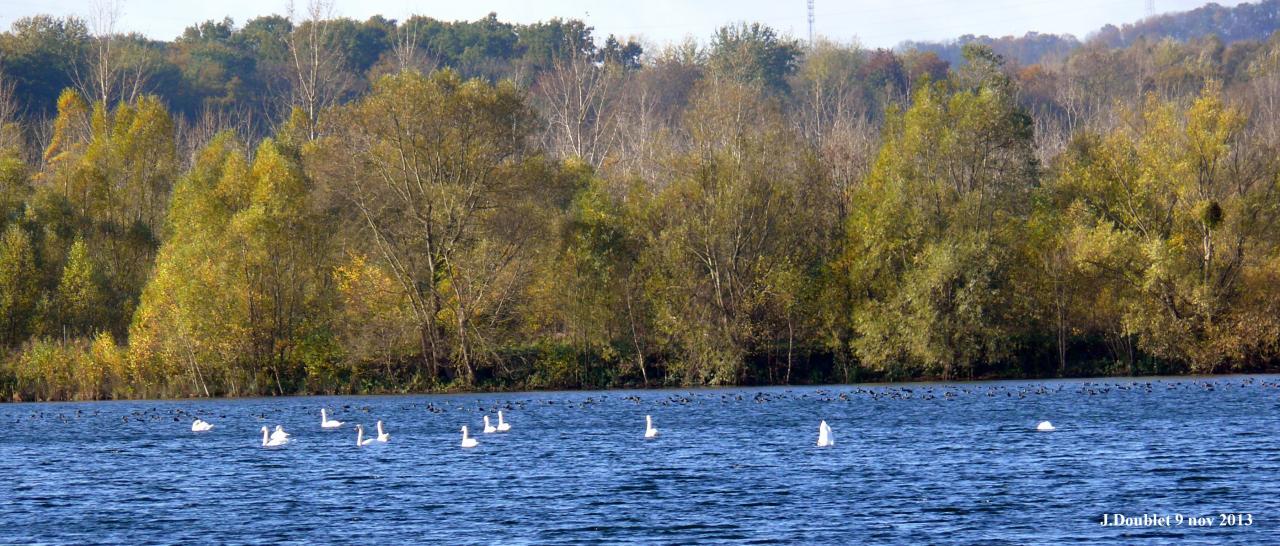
[1,7,1280,401]
[0,9,640,122]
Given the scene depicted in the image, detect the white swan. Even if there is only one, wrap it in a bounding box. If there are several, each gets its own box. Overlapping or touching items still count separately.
[320,408,343,429]
[496,411,511,432]
[270,425,289,442]
[375,420,390,443]
[460,425,478,448]
[817,420,834,447]
[1036,420,1056,431]
[644,415,658,438]
[483,415,496,434]
[261,426,288,447]
[355,424,375,447]
[191,419,213,432]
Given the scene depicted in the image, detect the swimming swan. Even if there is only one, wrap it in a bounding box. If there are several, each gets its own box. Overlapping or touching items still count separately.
[496,411,511,432]
[483,415,497,434]
[320,408,343,429]
[817,420,834,447]
[1036,421,1056,431]
[191,419,213,432]
[261,426,289,447]
[270,425,290,442]
[645,415,658,438]
[461,425,478,448]
[355,424,375,447]
[375,420,390,443]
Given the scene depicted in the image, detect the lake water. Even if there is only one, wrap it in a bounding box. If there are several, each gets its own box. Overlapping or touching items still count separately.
[2,377,1278,544]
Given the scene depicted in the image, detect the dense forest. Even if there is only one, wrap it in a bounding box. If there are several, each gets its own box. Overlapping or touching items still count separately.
[1,1,1280,400]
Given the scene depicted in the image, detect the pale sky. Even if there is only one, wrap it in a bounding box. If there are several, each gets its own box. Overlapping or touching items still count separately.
[0,0,1248,49]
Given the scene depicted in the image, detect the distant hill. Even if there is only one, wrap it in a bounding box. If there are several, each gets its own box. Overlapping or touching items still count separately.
[899,32,1081,68]
[1094,0,1280,46]
[899,0,1280,66]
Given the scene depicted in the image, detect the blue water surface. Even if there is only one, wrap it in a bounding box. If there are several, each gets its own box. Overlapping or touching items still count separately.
[2,376,1278,544]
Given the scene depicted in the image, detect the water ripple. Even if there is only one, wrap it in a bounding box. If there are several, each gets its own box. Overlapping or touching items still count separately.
[1,377,1277,544]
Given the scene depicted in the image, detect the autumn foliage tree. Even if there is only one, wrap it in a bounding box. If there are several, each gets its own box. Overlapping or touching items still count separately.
[2,12,1280,400]
[315,69,569,386]
[842,47,1037,379]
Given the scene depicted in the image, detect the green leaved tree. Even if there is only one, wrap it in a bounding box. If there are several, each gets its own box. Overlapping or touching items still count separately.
[51,236,104,337]
[842,47,1037,379]
[0,224,38,347]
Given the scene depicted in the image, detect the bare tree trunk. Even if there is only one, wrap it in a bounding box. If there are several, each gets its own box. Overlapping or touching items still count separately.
[73,0,150,107]
[624,286,647,386]
[1056,287,1067,377]
[785,316,794,384]
[391,22,438,74]
[272,366,284,396]
[285,0,349,141]
[538,51,622,169]
[419,324,438,379]
[449,271,475,384]
[85,0,120,105]
[183,340,210,397]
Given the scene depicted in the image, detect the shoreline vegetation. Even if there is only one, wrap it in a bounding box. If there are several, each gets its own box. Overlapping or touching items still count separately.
[3,370,1271,404]
[3,3,1280,401]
